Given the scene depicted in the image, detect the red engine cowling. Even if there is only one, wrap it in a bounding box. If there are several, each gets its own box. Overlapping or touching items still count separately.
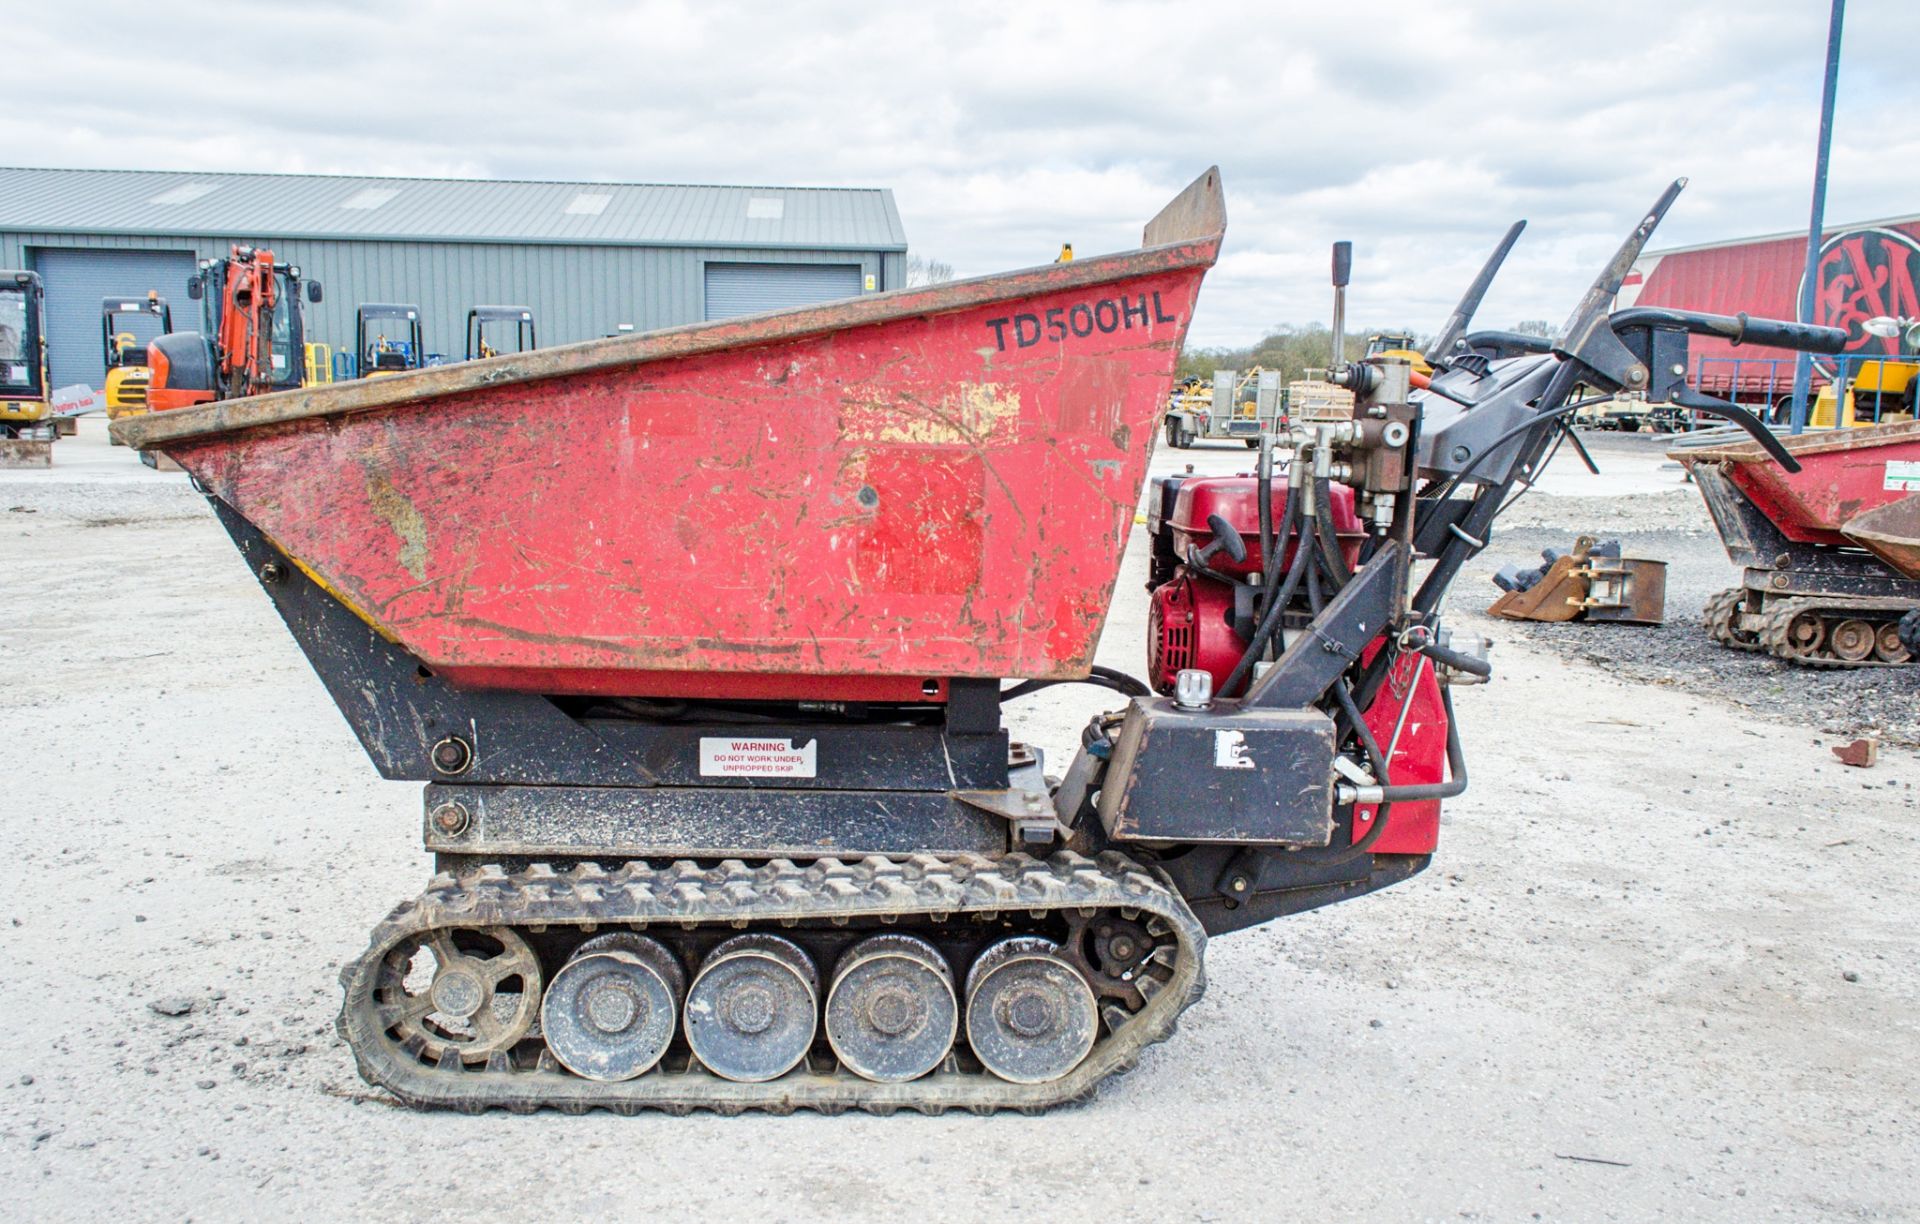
[1146,568,1244,694]
[1168,474,1366,577]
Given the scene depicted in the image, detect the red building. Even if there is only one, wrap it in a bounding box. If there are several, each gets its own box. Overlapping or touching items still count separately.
[1619,214,1920,406]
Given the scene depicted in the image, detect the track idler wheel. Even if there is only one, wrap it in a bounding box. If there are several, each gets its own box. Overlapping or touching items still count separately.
[541,933,686,1081]
[963,936,1098,1084]
[1704,587,1739,645]
[684,933,820,1082]
[824,933,957,1083]
[374,925,541,1064]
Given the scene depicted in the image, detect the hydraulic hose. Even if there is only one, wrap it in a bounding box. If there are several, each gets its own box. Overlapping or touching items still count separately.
[1311,682,1469,866]
[1219,472,1309,697]
[1256,468,1299,618]
[1257,441,1276,603]
[1324,677,1393,862]
[999,664,1152,703]
[1313,471,1349,590]
[1363,685,1468,804]
[1414,363,1586,618]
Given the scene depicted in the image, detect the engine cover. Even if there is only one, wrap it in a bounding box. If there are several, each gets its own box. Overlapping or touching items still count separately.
[1147,570,1245,694]
[1167,474,1366,578]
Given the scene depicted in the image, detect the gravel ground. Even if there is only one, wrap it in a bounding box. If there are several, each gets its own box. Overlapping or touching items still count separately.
[2,421,1916,1221]
[1458,432,1920,749]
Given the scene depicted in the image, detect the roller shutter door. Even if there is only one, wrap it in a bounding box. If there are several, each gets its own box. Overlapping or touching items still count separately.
[703,262,862,321]
[34,247,199,389]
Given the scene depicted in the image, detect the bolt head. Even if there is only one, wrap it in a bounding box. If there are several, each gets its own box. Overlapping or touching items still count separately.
[430,737,473,775]
[430,801,470,836]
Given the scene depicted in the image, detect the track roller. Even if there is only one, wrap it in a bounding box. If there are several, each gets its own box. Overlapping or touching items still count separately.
[1829,618,1875,663]
[964,936,1098,1084]
[824,933,957,1083]
[541,933,686,1081]
[1874,620,1911,663]
[684,933,820,1082]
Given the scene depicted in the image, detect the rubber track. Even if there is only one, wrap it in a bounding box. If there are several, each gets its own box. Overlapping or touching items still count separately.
[1704,587,1763,652]
[337,851,1207,1115]
[1758,596,1916,669]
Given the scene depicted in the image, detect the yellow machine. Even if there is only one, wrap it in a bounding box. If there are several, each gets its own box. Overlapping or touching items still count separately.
[1363,331,1433,379]
[102,292,174,439]
[0,270,52,465]
[356,303,425,379]
[1807,315,1919,428]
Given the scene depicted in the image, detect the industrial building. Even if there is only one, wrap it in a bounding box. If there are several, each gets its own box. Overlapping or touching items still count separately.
[0,167,908,388]
[1621,211,1920,377]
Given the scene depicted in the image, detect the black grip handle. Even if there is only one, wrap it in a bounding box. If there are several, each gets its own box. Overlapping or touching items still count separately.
[1611,307,1849,355]
[1205,513,1248,564]
[1417,640,1492,677]
[1724,312,1850,354]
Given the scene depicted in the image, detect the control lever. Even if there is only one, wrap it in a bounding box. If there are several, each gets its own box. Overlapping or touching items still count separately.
[1416,636,1492,678]
[1607,305,1841,474]
[1425,220,1527,370]
[1329,241,1352,377]
[1667,386,1803,472]
[1560,424,1601,475]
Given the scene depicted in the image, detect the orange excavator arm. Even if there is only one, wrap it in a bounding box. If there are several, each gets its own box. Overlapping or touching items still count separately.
[215,248,281,398]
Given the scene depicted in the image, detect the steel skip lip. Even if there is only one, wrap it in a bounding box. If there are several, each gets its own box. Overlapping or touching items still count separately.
[112,168,1225,452]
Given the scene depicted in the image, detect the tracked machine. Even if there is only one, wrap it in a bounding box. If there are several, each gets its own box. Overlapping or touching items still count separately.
[101,292,173,438]
[0,270,52,467]
[114,172,1845,1114]
[146,245,323,411]
[1678,420,1920,666]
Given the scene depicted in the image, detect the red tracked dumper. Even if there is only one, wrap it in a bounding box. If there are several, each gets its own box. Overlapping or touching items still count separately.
[1676,421,1920,665]
[113,171,1846,1113]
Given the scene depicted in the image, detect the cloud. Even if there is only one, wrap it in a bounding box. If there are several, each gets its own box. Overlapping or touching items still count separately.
[10,0,1915,345]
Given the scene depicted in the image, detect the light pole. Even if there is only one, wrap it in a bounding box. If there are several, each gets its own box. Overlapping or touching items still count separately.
[1790,0,1847,435]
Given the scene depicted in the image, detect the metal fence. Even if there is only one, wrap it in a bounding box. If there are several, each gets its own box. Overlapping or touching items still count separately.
[1690,353,1915,428]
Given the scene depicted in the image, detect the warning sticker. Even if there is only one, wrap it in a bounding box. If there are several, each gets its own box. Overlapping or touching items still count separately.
[699,737,818,778]
[1886,460,1920,492]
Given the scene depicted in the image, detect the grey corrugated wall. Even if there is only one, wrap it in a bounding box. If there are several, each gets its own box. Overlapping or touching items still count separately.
[0,230,907,375]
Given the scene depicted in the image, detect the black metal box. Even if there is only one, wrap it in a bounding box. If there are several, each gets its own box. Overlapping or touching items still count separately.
[1097,698,1337,846]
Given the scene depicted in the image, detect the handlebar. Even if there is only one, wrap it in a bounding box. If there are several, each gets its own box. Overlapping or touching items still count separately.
[1610,307,1849,355]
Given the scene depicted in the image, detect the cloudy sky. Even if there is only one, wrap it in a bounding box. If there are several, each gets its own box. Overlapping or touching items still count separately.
[16,0,1915,347]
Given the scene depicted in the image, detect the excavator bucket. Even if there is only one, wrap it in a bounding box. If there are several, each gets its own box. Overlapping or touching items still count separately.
[113,170,1227,703]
